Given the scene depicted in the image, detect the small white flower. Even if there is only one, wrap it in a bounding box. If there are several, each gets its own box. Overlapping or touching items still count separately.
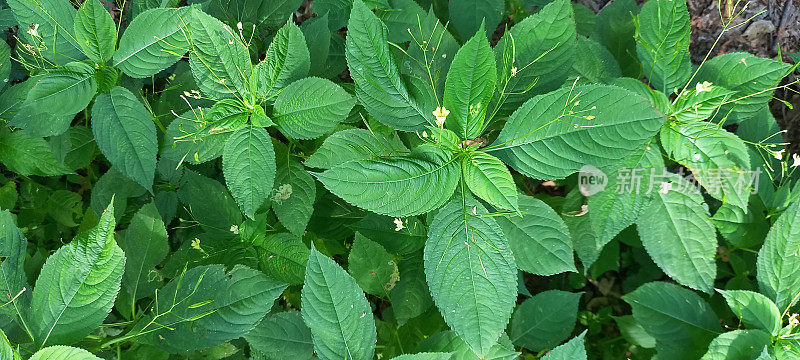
[393,218,404,232]
[790,313,799,327]
[792,154,800,168]
[26,23,39,38]
[191,238,202,250]
[773,148,785,161]
[421,131,428,138]
[432,106,449,127]
[659,181,672,194]
[471,206,477,215]
[229,225,239,235]
[695,81,714,93]
[237,22,243,31]
[693,153,702,161]
[510,67,518,77]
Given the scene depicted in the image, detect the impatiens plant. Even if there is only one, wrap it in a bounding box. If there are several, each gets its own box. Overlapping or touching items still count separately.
[0,0,799,359]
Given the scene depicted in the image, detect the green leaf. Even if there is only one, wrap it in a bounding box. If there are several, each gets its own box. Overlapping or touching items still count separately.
[0,211,29,329]
[314,0,353,30]
[273,77,355,139]
[245,311,314,360]
[496,195,575,276]
[120,203,168,302]
[0,41,10,85]
[757,198,800,310]
[417,331,519,360]
[695,52,788,123]
[301,247,377,360]
[635,0,692,94]
[305,129,409,170]
[255,21,309,100]
[91,86,158,190]
[624,282,721,359]
[570,37,621,83]
[272,157,316,236]
[315,145,460,217]
[636,174,717,293]
[300,13,332,77]
[424,198,517,356]
[390,353,454,360]
[222,126,276,218]
[113,8,191,78]
[509,290,581,352]
[207,0,302,27]
[74,0,116,62]
[29,202,124,347]
[462,152,518,212]
[348,213,427,255]
[718,290,782,336]
[346,0,431,131]
[390,252,433,325]
[588,144,665,249]
[23,62,97,116]
[670,84,734,122]
[492,84,665,180]
[448,0,504,40]
[8,0,83,65]
[541,331,587,360]
[613,315,656,349]
[443,31,496,139]
[380,0,426,43]
[660,119,751,211]
[131,264,286,353]
[188,8,251,99]
[159,108,233,165]
[255,233,309,286]
[700,330,772,360]
[348,233,398,297]
[0,129,72,176]
[591,0,640,77]
[0,330,22,360]
[29,346,102,360]
[493,0,576,110]
[177,170,242,237]
[49,126,97,170]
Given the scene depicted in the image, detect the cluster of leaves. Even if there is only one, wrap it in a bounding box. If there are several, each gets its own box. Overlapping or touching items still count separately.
[0,0,799,359]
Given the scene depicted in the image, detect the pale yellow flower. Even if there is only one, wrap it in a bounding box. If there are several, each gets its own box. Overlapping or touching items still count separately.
[432,106,449,127]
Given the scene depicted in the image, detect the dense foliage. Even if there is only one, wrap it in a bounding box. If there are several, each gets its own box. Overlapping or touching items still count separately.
[0,0,799,359]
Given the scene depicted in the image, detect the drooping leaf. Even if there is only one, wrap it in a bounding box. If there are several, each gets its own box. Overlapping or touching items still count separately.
[245,311,314,360]
[91,86,158,190]
[635,0,692,94]
[636,174,717,293]
[301,14,331,77]
[462,152,518,212]
[315,145,460,217]
[718,290,782,336]
[222,126,276,218]
[0,329,22,360]
[756,198,800,310]
[119,203,168,302]
[305,128,409,170]
[301,247,377,360]
[570,36,621,83]
[509,290,581,352]
[624,282,721,359]
[131,264,286,353]
[188,8,251,99]
[390,252,433,326]
[114,8,191,78]
[424,198,517,356]
[346,0,432,131]
[23,62,97,117]
[8,0,84,65]
[74,0,116,62]
[28,203,124,347]
[0,211,29,329]
[493,84,665,180]
[273,77,355,139]
[443,27,496,139]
